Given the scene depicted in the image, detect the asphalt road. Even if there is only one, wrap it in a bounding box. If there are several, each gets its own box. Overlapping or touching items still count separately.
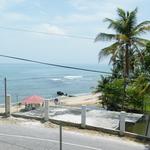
[0,123,149,150]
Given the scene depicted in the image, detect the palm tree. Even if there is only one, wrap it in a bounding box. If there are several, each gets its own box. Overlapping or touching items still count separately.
[95,8,150,77]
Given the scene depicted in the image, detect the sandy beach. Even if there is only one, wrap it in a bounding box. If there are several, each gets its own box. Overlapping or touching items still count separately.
[0,104,24,113]
[58,93,101,106]
[0,93,101,113]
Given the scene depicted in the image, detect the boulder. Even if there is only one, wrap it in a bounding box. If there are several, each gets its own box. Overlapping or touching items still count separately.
[57,91,64,96]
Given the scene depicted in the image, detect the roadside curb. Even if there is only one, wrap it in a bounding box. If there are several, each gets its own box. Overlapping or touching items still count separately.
[11,113,150,141]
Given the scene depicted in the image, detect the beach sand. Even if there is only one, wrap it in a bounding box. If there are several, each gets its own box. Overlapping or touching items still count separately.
[0,105,24,113]
[0,93,101,113]
[52,93,101,106]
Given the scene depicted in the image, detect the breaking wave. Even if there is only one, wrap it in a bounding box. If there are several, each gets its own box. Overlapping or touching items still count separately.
[64,76,83,80]
[51,78,62,81]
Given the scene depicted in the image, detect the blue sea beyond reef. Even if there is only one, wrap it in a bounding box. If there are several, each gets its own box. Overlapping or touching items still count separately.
[0,63,111,104]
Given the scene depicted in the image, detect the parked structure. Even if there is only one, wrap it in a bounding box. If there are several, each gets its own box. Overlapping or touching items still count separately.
[22,95,44,110]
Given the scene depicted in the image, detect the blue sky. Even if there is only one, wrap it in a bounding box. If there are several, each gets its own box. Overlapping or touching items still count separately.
[0,0,150,64]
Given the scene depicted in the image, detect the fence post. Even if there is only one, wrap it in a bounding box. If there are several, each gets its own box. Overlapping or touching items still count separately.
[81,105,86,128]
[44,100,49,121]
[119,111,126,136]
[145,115,150,138]
[59,125,62,150]
[5,94,11,117]
[147,123,150,138]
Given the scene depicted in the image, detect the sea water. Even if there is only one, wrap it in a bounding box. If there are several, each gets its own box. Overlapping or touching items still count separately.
[0,63,111,103]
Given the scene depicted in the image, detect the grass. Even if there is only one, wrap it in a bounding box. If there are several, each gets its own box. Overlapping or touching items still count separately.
[144,97,150,112]
[126,115,150,136]
[126,122,146,135]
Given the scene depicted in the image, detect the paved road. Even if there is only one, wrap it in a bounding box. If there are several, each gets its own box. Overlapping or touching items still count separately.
[0,124,149,150]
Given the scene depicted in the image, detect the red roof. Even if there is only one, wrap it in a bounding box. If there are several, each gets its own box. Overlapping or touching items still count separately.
[22,95,44,105]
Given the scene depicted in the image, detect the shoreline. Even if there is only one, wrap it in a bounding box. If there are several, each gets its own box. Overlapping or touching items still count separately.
[56,92,101,106]
[0,92,101,113]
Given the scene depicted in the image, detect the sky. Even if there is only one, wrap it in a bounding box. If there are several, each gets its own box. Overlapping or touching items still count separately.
[0,0,150,64]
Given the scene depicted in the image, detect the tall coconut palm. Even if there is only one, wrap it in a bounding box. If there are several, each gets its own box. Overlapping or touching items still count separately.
[95,8,150,77]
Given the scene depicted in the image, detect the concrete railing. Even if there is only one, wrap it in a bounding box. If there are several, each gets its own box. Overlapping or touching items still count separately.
[43,103,150,138]
[4,94,11,117]
[44,100,49,121]
[119,111,126,136]
[5,98,150,140]
[81,105,86,128]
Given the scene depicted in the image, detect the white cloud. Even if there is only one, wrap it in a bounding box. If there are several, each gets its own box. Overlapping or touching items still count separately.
[3,12,30,21]
[52,0,144,34]
[67,0,142,21]
[54,11,114,25]
[34,23,67,35]
[55,0,137,24]
[0,0,25,10]
[68,0,141,11]
[0,0,29,23]
[56,13,102,23]
[68,0,89,11]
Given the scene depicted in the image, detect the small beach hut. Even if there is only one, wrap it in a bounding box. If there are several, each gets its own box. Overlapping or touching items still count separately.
[22,95,44,110]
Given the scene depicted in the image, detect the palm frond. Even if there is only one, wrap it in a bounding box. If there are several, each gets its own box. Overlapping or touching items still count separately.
[98,42,119,61]
[95,7,150,72]
[125,8,138,32]
[103,18,114,23]
[134,25,150,35]
[104,18,124,33]
[132,43,144,60]
[134,37,150,47]
[116,34,128,41]
[95,32,128,42]
[140,84,150,95]
[134,21,150,31]
[117,8,126,20]
[95,33,116,42]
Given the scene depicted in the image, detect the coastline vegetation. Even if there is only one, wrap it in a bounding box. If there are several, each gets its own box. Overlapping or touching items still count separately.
[95,8,150,113]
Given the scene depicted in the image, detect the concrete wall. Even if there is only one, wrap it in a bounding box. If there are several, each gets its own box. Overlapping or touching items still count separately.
[11,113,150,141]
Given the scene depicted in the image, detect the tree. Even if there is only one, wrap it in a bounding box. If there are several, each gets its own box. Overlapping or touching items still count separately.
[95,8,150,77]
[95,77,124,111]
[143,42,150,73]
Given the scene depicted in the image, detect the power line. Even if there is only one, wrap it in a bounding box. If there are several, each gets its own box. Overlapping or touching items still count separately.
[0,54,112,74]
[0,26,94,40]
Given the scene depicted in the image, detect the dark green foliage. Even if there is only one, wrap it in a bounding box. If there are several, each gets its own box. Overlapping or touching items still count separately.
[96,74,150,112]
[95,8,150,112]
[143,42,150,72]
[101,78,124,111]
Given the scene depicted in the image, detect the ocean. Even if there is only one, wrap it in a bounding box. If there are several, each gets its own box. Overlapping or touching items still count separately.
[0,63,111,104]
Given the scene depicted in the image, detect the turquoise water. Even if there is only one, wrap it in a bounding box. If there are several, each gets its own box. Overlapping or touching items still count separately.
[0,63,111,103]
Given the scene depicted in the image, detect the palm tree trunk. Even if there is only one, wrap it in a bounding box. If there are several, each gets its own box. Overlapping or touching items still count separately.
[125,44,130,77]
[122,44,130,110]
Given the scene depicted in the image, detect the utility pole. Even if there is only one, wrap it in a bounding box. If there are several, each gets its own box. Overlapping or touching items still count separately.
[59,125,62,150]
[16,94,19,112]
[4,77,7,116]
